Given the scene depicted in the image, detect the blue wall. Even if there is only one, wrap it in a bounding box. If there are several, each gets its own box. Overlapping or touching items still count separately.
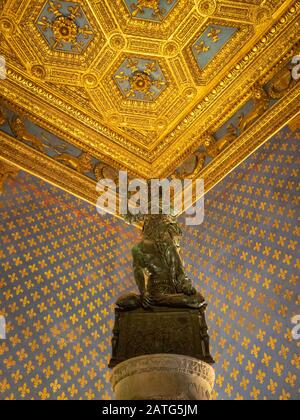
[0,126,299,400]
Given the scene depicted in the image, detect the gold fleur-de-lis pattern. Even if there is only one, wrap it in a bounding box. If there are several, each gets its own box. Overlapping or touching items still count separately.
[182,126,300,400]
[192,25,237,69]
[0,178,138,400]
[0,125,299,400]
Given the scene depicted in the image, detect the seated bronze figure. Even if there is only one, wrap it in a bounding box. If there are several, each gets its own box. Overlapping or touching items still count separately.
[117,215,206,310]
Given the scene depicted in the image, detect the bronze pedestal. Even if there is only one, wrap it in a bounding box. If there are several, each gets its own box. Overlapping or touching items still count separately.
[109,306,214,369]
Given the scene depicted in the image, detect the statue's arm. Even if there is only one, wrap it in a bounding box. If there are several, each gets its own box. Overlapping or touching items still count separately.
[132,245,153,308]
[167,245,195,295]
[132,246,146,295]
[165,245,185,293]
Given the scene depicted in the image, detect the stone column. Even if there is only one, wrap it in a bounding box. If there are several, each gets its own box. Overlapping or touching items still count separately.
[111,354,215,400]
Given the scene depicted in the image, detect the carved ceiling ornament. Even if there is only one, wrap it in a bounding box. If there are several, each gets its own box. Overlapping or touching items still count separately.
[252,5,273,24]
[163,41,179,57]
[114,58,167,101]
[30,64,47,80]
[124,0,177,21]
[109,33,127,51]
[0,17,14,34]
[37,0,94,53]
[82,73,98,89]
[197,0,217,17]
[53,152,93,174]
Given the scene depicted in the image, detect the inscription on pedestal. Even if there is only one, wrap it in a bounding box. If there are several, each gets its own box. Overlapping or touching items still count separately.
[109,307,214,368]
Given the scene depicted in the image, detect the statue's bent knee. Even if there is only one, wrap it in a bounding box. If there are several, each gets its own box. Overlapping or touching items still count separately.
[116,293,141,309]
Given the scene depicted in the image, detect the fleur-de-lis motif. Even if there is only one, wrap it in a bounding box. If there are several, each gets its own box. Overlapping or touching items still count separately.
[195,41,210,55]
[115,71,130,82]
[130,0,174,20]
[79,25,93,40]
[208,28,222,43]
[126,59,139,73]
[48,1,62,17]
[145,61,157,75]
[68,5,82,19]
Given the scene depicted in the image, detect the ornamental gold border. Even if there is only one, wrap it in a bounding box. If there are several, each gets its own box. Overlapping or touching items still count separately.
[108,0,195,40]
[1,82,298,223]
[150,2,300,172]
[0,71,153,162]
[0,130,125,221]
[141,1,299,155]
[176,82,300,214]
[0,88,152,178]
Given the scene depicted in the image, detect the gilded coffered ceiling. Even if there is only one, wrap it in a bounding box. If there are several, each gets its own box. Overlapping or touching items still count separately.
[0,0,299,212]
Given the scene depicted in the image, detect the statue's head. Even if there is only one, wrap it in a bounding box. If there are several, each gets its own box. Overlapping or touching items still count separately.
[142,214,182,243]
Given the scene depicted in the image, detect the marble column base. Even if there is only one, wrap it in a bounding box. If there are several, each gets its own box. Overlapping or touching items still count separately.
[111,354,215,400]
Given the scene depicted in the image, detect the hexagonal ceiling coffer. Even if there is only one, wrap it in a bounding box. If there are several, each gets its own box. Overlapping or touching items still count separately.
[123,0,178,21]
[37,0,94,53]
[114,57,167,101]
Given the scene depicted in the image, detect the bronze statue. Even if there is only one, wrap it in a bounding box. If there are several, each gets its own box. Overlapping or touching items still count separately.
[110,214,214,368]
[117,215,206,310]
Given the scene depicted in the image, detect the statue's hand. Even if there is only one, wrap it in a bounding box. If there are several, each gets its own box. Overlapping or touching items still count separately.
[141,292,153,309]
[182,280,196,296]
